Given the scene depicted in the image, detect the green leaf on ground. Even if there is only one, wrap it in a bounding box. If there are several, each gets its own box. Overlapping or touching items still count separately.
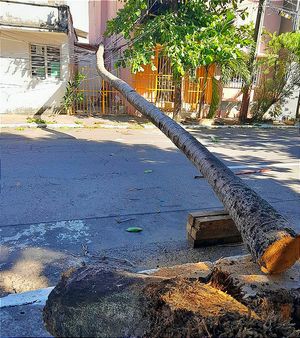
[126,227,143,233]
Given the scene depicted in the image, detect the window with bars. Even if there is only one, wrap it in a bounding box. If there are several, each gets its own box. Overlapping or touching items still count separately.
[156,55,175,103]
[225,75,244,89]
[30,44,61,79]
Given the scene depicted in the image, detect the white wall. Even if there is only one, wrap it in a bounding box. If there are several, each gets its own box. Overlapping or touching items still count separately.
[0,1,61,29]
[0,29,70,114]
[66,0,89,37]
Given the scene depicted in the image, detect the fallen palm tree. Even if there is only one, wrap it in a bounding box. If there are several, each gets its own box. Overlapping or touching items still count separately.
[96,45,299,274]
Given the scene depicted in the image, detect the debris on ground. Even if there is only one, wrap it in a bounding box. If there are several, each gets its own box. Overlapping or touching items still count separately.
[126,227,143,233]
[210,135,220,143]
[115,217,136,223]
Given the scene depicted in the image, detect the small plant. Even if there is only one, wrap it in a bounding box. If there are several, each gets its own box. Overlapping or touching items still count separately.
[62,73,85,114]
[26,117,46,124]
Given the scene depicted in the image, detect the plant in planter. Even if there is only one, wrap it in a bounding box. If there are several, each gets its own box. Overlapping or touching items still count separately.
[62,73,85,115]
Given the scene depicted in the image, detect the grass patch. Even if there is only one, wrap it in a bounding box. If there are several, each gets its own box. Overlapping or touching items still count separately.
[26,117,57,124]
[15,127,25,131]
[75,120,83,125]
[26,117,46,124]
[58,127,72,131]
[85,125,99,129]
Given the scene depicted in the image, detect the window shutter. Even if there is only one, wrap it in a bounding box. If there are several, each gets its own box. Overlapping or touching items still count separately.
[30,44,61,79]
[47,46,60,79]
[31,45,46,78]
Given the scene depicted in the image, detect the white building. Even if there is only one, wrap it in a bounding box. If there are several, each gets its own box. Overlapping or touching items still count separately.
[0,0,76,114]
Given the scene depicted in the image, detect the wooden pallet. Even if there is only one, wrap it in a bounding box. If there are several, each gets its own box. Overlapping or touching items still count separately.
[187,209,243,247]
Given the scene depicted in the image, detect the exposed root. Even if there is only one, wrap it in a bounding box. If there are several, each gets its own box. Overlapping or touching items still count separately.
[208,267,245,303]
[142,277,299,337]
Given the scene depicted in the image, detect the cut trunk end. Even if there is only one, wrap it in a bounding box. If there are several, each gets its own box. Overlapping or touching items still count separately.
[259,235,300,274]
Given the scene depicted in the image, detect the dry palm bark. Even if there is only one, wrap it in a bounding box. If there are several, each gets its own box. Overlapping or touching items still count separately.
[96,45,299,274]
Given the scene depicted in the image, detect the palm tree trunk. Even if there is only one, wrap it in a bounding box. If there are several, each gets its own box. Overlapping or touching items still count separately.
[173,77,182,121]
[197,66,209,119]
[239,84,251,123]
[96,45,299,274]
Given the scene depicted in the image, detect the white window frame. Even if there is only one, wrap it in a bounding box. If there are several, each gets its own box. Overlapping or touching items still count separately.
[30,43,61,80]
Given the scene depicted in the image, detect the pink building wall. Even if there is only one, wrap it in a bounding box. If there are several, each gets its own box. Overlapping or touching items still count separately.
[258,0,285,55]
[88,0,124,45]
[88,0,133,93]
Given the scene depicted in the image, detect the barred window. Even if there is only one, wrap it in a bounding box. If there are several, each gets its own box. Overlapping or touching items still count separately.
[226,75,244,89]
[30,44,60,79]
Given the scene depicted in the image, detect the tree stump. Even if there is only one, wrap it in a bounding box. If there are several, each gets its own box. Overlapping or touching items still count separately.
[43,263,300,337]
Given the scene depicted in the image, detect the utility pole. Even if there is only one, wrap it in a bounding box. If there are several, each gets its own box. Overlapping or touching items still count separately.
[239,0,265,123]
[296,1,300,120]
[293,0,300,31]
[296,91,300,120]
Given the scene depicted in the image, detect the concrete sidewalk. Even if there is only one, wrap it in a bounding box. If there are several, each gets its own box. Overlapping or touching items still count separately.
[0,114,154,129]
[1,113,298,129]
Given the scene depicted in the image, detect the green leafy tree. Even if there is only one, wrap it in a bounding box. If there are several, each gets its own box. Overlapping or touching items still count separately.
[105,0,253,120]
[251,31,300,122]
[62,73,85,114]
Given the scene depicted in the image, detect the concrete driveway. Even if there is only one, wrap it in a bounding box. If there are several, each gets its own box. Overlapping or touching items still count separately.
[0,126,299,296]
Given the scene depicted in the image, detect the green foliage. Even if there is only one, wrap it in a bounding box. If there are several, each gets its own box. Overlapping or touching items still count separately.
[219,51,251,86]
[268,31,300,60]
[105,0,253,79]
[251,31,300,121]
[26,117,46,124]
[62,73,85,112]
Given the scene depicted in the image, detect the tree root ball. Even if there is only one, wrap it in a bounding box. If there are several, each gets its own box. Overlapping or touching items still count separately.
[43,265,300,338]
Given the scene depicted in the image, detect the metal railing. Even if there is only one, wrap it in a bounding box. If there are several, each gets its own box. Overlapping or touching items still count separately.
[72,65,213,116]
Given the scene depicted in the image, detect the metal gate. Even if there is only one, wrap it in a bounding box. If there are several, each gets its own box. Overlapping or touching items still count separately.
[72,66,134,115]
[72,64,213,116]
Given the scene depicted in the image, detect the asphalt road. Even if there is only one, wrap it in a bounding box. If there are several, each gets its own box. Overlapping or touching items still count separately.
[0,126,299,296]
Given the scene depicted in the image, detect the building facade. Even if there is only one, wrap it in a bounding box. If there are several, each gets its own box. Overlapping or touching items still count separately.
[222,0,300,119]
[1,0,298,118]
[0,0,76,114]
[75,0,300,118]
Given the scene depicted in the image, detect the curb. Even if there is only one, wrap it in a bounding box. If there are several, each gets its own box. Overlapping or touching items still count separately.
[1,123,82,129]
[183,124,299,129]
[0,123,156,129]
[0,123,298,130]
[0,287,54,308]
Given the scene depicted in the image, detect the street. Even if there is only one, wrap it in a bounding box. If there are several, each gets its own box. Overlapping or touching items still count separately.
[1,126,299,296]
